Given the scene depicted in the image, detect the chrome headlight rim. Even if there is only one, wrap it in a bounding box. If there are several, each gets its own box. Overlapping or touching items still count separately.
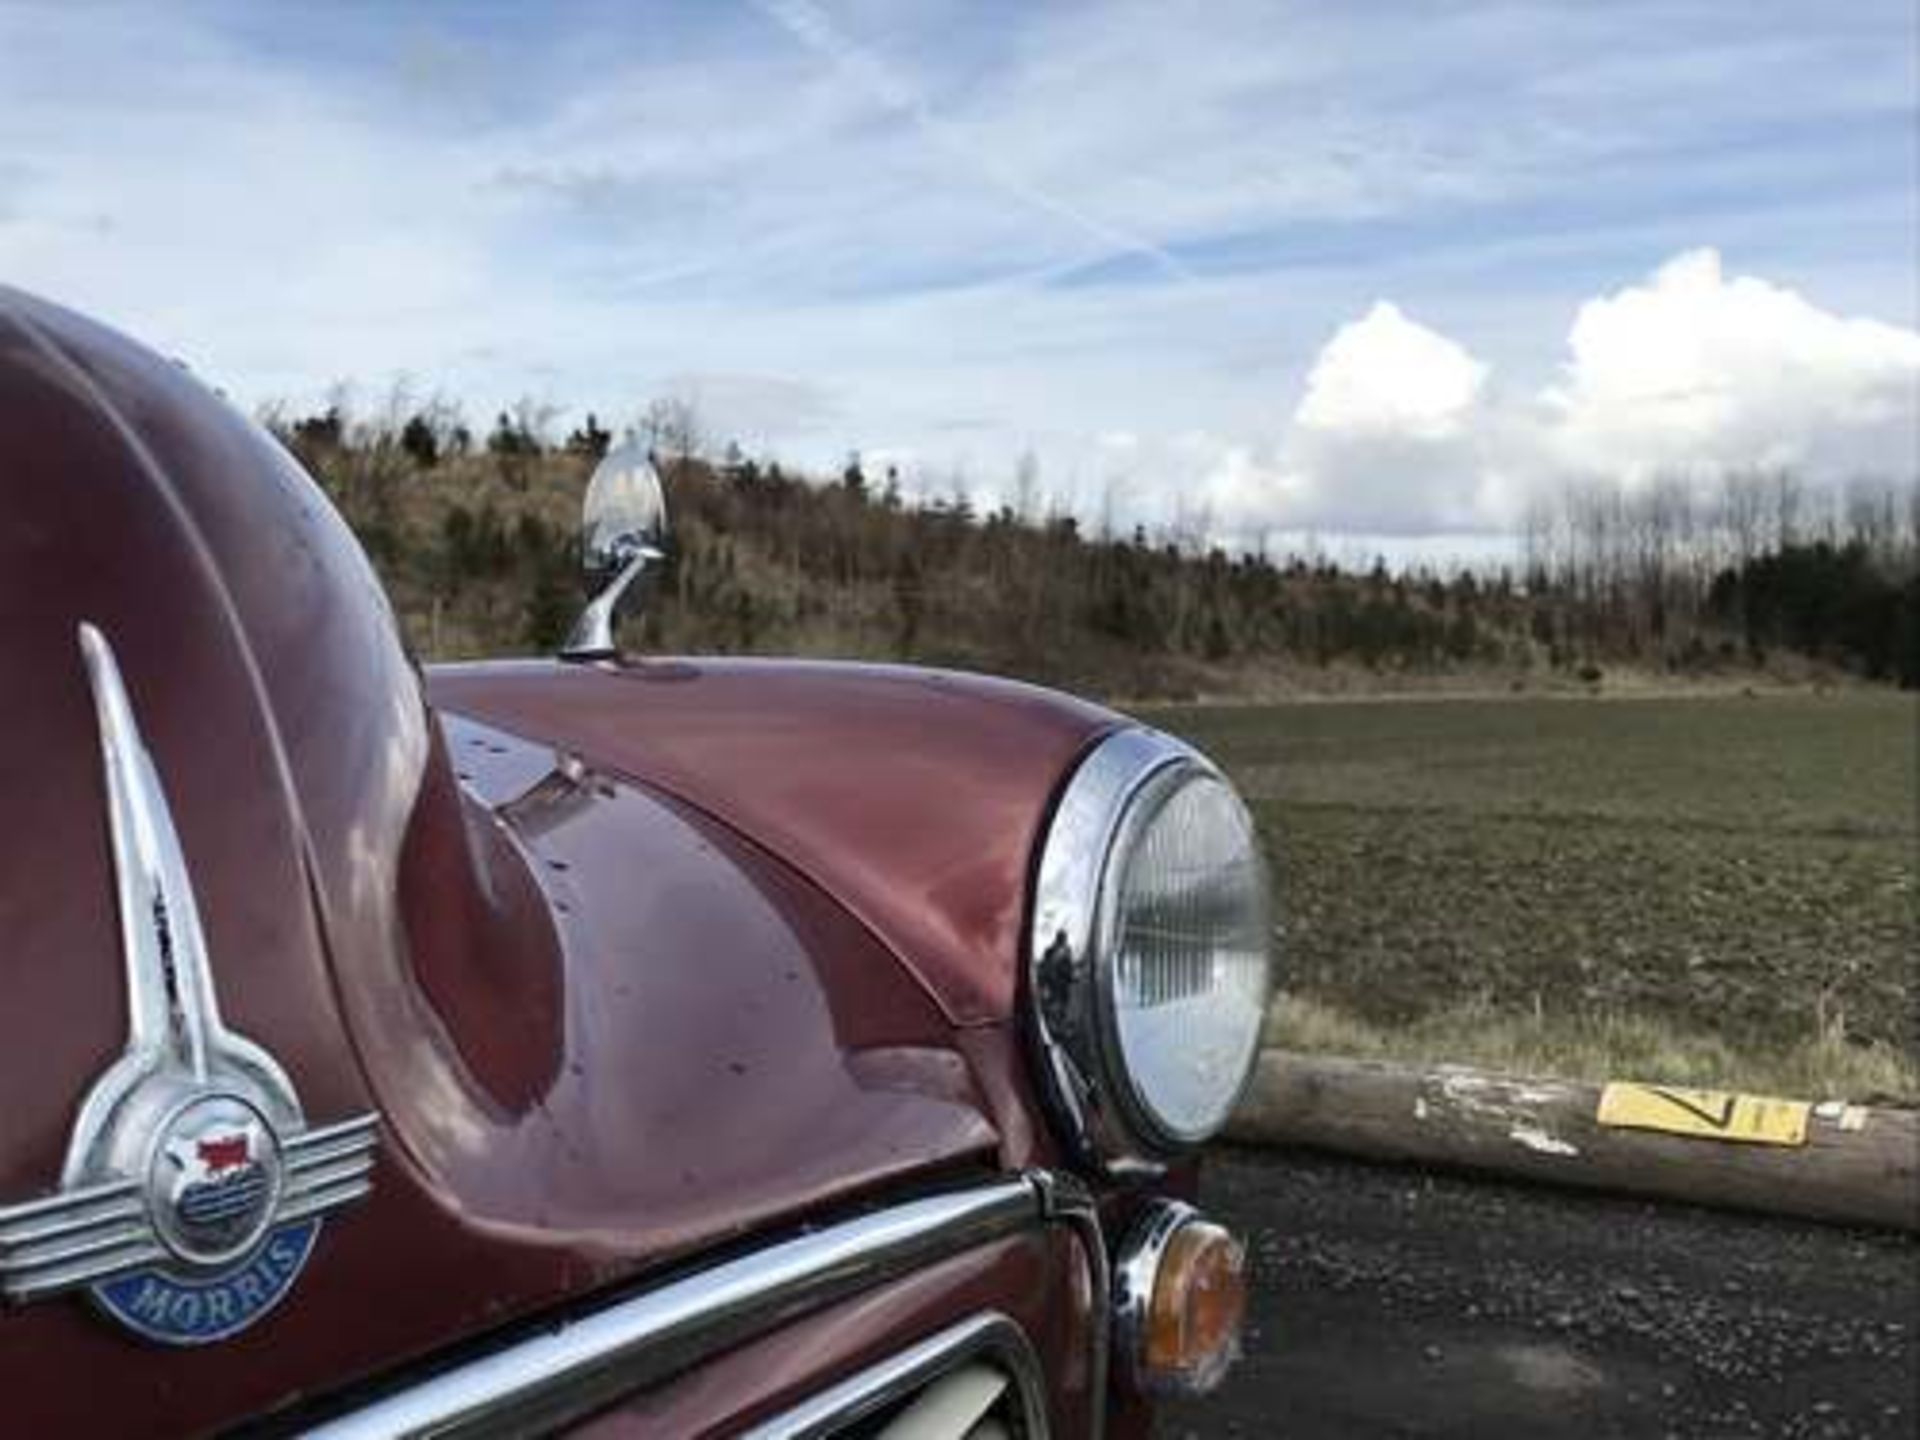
[1027,726,1272,1174]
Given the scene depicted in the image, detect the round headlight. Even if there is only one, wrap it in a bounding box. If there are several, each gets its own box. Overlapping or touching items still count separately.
[1102,766,1271,1147]
[1029,729,1274,1170]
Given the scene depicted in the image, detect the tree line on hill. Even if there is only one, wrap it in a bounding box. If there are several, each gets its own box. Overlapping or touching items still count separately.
[262,395,1920,696]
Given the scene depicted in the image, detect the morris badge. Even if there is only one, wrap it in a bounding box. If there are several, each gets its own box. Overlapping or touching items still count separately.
[0,625,378,1345]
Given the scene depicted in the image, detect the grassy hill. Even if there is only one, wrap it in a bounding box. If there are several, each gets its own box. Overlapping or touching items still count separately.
[283,420,1917,699]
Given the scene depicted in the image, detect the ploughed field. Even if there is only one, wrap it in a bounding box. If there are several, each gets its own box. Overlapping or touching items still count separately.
[1148,692,1917,1097]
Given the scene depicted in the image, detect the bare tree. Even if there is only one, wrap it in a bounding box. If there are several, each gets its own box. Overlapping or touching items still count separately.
[1769,468,1803,551]
[1012,448,1040,524]
[637,396,703,467]
[1718,470,1767,571]
[1846,475,1900,563]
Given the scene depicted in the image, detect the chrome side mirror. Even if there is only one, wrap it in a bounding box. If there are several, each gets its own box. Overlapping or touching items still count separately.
[561,441,670,662]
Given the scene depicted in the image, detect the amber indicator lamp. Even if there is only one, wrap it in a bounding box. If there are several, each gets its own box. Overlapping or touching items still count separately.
[1117,1203,1250,1394]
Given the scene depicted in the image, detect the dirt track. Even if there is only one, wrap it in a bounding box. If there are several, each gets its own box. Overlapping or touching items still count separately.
[1157,1145,1919,1438]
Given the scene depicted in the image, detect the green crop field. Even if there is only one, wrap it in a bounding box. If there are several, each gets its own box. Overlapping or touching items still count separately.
[1149,692,1919,1101]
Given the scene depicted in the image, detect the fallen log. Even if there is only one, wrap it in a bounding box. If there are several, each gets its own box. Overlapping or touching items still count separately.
[1226,1052,1920,1232]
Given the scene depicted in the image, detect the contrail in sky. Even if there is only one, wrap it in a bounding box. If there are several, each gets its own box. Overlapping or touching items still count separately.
[752,0,1192,283]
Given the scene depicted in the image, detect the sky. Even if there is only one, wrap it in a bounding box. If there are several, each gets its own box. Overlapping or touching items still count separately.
[2,0,1915,555]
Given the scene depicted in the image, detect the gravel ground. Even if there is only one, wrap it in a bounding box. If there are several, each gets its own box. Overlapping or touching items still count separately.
[1156,1146,1920,1439]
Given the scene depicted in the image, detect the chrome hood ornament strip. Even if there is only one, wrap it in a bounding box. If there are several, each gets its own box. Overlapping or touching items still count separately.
[0,624,377,1344]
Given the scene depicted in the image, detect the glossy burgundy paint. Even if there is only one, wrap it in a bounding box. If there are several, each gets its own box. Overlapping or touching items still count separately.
[0,288,1133,1432]
[369,712,1000,1244]
[427,656,1122,1027]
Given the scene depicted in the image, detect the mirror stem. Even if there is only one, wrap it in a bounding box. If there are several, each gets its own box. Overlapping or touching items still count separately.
[560,545,664,663]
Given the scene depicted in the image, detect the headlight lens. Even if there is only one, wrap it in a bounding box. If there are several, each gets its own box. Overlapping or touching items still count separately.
[1029,729,1274,1169]
[1104,768,1271,1147]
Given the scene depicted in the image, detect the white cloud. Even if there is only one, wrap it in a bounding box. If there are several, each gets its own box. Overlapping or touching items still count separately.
[1295,302,1488,441]
[1189,251,1920,547]
[1193,302,1500,538]
[1544,249,1920,479]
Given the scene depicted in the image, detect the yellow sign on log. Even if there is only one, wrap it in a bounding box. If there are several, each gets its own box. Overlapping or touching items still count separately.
[1597,1083,1810,1147]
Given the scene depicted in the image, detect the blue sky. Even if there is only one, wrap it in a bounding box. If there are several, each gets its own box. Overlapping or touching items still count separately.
[2,0,1914,548]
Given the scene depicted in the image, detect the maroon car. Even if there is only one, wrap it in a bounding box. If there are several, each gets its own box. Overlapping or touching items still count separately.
[0,288,1274,1436]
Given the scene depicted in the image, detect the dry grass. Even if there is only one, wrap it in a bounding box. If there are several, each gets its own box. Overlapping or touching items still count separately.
[1267,992,1920,1105]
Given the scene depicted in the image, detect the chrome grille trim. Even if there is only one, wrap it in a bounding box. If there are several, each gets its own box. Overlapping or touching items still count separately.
[306,1172,1102,1439]
[744,1312,1049,1439]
